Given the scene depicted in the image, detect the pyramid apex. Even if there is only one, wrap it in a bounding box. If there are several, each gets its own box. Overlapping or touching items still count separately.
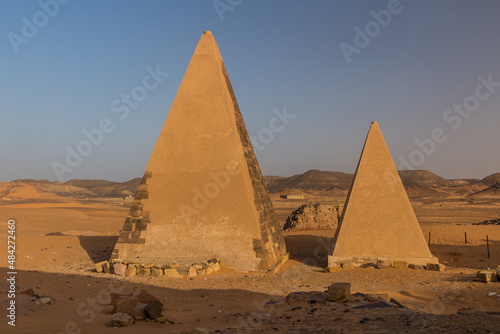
[204,31,212,35]
[370,121,379,127]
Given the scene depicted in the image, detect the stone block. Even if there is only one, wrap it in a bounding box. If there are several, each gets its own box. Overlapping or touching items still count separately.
[408,263,425,270]
[393,261,407,269]
[426,263,445,271]
[340,262,354,269]
[476,270,498,283]
[137,268,150,276]
[113,263,127,276]
[111,312,134,327]
[188,266,198,278]
[164,268,183,278]
[130,302,147,320]
[124,265,137,276]
[145,301,163,319]
[327,282,351,302]
[112,297,138,315]
[325,265,342,273]
[205,267,214,275]
[95,260,107,273]
[151,268,163,277]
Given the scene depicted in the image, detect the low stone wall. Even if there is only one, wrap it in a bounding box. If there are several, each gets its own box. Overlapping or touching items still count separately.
[95,258,222,278]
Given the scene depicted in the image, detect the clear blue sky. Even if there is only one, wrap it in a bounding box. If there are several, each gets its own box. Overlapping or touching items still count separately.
[1,0,499,182]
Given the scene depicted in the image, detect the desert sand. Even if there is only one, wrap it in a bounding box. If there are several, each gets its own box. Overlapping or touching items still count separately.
[1,176,499,333]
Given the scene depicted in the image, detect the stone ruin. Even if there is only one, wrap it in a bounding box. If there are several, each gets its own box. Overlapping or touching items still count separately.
[283,203,338,231]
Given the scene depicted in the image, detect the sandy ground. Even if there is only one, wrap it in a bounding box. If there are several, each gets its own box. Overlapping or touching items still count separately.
[1,192,499,333]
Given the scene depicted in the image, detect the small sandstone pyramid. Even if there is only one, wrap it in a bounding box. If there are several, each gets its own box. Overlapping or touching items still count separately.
[111,31,287,271]
[329,122,438,267]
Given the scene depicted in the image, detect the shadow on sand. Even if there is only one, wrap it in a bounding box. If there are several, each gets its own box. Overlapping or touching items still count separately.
[78,236,118,263]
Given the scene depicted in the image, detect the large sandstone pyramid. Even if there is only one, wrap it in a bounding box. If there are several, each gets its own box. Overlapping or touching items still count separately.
[329,122,438,267]
[111,31,287,271]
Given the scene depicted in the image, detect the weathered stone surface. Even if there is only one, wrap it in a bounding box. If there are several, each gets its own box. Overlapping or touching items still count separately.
[137,268,150,277]
[124,265,137,276]
[283,204,338,231]
[111,312,134,327]
[111,32,287,272]
[113,263,127,276]
[496,265,500,280]
[188,266,198,278]
[164,268,183,278]
[145,301,163,319]
[325,265,342,273]
[151,268,163,277]
[205,267,214,275]
[130,302,147,320]
[426,263,445,271]
[341,262,355,269]
[102,261,111,273]
[110,290,133,304]
[211,262,221,272]
[408,263,425,270]
[393,261,408,269]
[95,261,107,273]
[376,260,391,269]
[112,297,138,315]
[328,282,351,302]
[476,270,498,283]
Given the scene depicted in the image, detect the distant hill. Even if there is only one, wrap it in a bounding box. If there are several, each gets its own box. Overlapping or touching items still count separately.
[480,173,500,186]
[469,182,500,198]
[2,169,498,200]
[64,178,141,197]
[265,170,353,193]
[398,170,449,188]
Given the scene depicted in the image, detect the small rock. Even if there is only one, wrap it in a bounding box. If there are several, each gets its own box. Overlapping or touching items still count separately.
[137,268,151,276]
[125,265,137,276]
[325,265,342,273]
[408,263,425,270]
[389,298,407,309]
[112,297,139,315]
[211,262,221,272]
[130,302,147,320]
[145,301,163,319]
[426,263,445,271]
[110,290,133,304]
[328,282,351,302]
[487,292,497,297]
[113,263,127,276]
[476,270,498,283]
[111,312,134,327]
[359,317,372,323]
[151,268,163,277]
[40,297,52,304]
[188,266,198,278]
[20,288,35,296]
[95,260,107,273]
[340,262,355,269]
[155,316,167,323]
